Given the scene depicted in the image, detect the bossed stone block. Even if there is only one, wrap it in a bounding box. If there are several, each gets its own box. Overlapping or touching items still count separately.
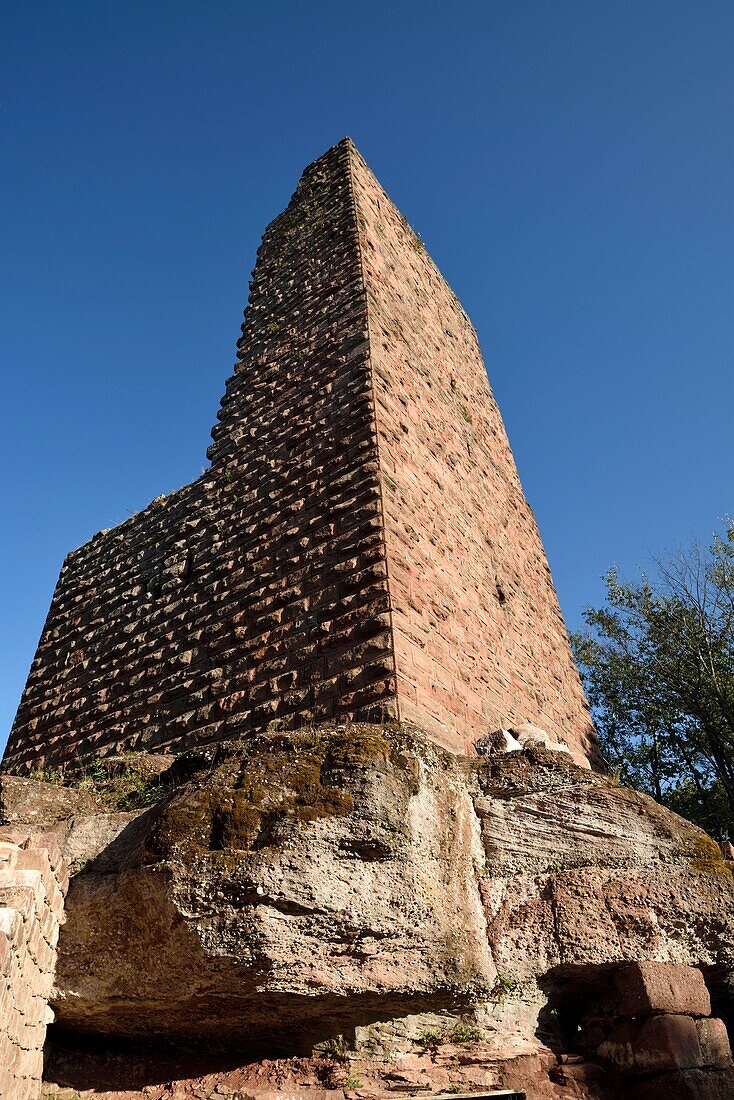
[697,1017,733,1068]
[597,1013,703,1073]
[614,961,711,1018]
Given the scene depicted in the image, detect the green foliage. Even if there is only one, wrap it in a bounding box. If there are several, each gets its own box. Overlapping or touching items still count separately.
[410,227,425,253]
[448,1022,484,1043]
[74,753,164,811]
[572,523,734,838]
[491,972,518,1000]
[416,1020,484,1050]
[68,857,92,876]
[684,834,733,876]
[26,754,162,812]
[28,764,66,784]
[315,1034,349,1060]
[416,1028,443,1050]
[343,1073,363,1090]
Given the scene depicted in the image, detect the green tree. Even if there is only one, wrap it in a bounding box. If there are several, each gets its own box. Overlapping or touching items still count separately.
[572,523,734,839]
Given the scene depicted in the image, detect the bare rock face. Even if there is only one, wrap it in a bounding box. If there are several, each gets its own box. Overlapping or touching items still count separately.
[4,722,734,1095]
[474,750,734,982]
[31,726,495,1051]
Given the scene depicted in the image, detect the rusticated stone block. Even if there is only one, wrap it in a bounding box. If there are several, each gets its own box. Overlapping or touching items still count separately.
[598,1013,703,1073]
[697,1017,733,1068]
[614,961,711,1018]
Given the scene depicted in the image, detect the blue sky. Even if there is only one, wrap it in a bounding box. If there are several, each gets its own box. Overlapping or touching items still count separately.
[2,2,734,754]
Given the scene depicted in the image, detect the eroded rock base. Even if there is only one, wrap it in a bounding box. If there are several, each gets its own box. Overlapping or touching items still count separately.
[2,723,733,1099]
[41,1029,734,1100]
[42,1031,600,1100]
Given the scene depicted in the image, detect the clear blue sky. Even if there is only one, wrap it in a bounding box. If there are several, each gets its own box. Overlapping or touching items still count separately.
[2,2,733,754]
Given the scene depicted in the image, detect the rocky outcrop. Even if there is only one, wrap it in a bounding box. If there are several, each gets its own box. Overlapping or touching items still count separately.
[6,726,496,1053]
[3,722,734,1097]
[475,750,734,974]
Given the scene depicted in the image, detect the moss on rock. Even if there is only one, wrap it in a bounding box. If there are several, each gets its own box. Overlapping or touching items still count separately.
[684,834,734,876]
[145,724,409,864]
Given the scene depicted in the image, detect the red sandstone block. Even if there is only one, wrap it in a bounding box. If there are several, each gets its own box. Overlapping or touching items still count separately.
[14,1077,36,1100]
[697,1018,733,1068]
[16,973,34,1017]
[37,905,56,946]
[598,1013,703,1073]
[18,1045,43,1078]
[614,963,711,1018]
[17,851,60,907]
[0,885,37,925]
[625,1068,734,1100]
[17,1018,37,1054]
[2,844,57,899]
[1,1034,23,1072]
[24,918,46,963]
[6,1017,23,1050]
[56,864,70,898]
[0,833,30,850]
[22,994,43,1030]
[0,1069,18,1099]
[27,834,64,875]
[28,929,53,976]
[0,1027,15,1060]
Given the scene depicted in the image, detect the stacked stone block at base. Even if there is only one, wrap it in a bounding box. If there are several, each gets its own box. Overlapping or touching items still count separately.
[596,962,733,1099]
[614,960,712,1018]
[626,1068,734,1100]
[0,833,68,1100]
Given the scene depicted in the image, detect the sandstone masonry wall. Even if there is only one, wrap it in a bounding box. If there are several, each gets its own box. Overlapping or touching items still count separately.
[5,142,396,772]
[4,138,596,773]
[350,148,594,757]
[0,834,68,1100]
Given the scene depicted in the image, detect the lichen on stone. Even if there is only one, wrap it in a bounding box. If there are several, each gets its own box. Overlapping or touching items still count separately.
[683,834,734,876]
[144,724,407,864]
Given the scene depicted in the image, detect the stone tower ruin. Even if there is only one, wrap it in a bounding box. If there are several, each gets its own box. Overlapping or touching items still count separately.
[3,138,596,773]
